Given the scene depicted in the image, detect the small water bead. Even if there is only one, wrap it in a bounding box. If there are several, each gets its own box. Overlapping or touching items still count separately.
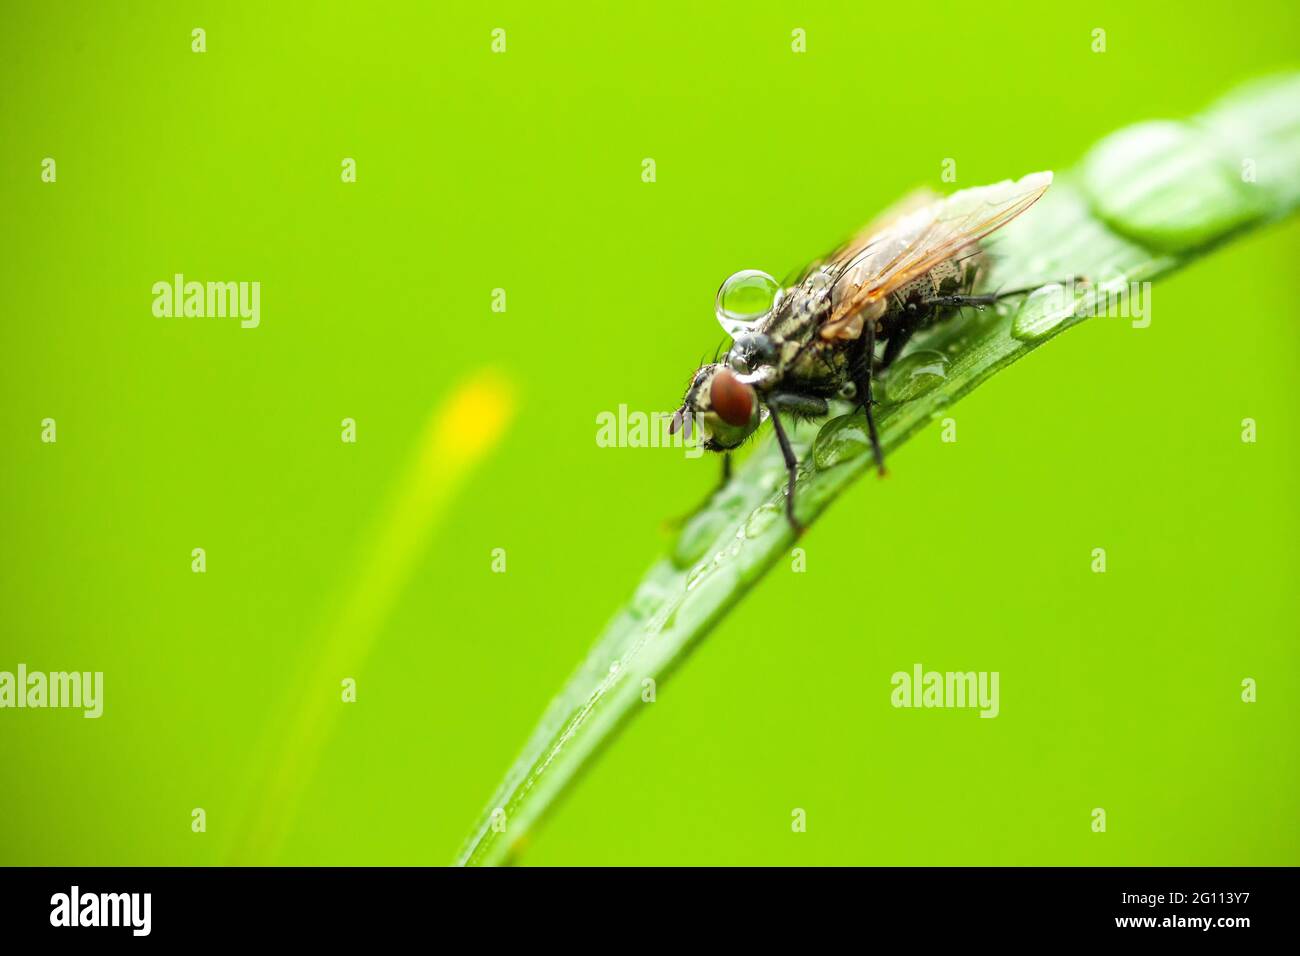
[632,567,685,621]
[685,560,712,591]
[1010,283,1072,342]
[670,493,748,568]
[716,269,781,333]
[629,581,665,620]
[743,501,784,539]
[674,557,742,630]
[786,268,833,316]
[812,415,872,470]
[685,539,741,593]
[805,268,833,294]
[882,350,949,404]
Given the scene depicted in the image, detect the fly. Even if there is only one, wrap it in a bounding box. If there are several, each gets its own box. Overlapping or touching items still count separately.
[669,171,1055,535]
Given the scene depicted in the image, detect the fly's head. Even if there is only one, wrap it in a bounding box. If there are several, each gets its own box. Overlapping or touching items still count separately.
[670,363,762,452]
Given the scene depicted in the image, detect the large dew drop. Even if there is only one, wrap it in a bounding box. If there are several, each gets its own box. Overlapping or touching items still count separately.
[716,269,780,335]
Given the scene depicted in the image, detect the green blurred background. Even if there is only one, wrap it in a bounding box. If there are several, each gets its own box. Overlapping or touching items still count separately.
[2,1,1297,866]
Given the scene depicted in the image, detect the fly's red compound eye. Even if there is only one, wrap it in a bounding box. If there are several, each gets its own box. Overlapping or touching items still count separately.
[710,368,755,427]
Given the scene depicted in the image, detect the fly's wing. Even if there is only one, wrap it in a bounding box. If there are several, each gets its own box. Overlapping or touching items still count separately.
[820,171,1053,340]
[781,187,940,287]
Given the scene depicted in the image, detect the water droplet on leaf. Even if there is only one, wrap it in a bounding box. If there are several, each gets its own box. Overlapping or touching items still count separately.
[670,493,746,568]
[1011,283,1072,342]
[883,350,949,403]
[812,416,871,470]
[743,502,783,538]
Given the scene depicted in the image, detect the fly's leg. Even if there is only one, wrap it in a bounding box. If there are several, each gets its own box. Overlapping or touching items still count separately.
[859,310,925,472]
[767,393,830,418]
[766,392,829,535]
[721,451,731,484]
[919,278,1091,312]
[921,292,1006,309]
[850,320,888,475]
[766,404,804,536]
[878,317,919,373]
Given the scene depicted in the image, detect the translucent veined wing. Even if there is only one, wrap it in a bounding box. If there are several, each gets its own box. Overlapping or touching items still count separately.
[820,171,1053,340]
[781,187,940,287]
[721,188,944,338]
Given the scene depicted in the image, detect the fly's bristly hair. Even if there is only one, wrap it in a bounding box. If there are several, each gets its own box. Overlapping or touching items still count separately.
[786,408,823,426]
[703,420,767,455]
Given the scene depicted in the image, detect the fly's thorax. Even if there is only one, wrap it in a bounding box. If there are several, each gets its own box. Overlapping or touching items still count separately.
[787,338,850,392]
[765,290,824,345]
[733,295,852,394]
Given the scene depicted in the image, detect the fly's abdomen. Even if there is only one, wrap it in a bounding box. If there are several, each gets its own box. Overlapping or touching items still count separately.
[886,251,984,321]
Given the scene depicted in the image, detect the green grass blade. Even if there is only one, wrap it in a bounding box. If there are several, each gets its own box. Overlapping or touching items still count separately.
[456,73,1300,867]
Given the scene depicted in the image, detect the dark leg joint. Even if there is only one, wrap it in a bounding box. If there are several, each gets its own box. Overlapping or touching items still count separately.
[857,321,887,475]
[766,405,804,537]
